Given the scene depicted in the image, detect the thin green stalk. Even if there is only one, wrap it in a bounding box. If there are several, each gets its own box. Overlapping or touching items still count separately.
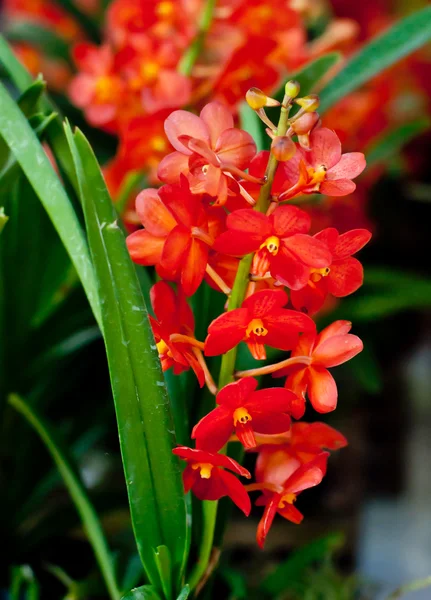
[178,0,217,76]
[188,94,292,592]
[9,394,121,600]
[386,575,431,599]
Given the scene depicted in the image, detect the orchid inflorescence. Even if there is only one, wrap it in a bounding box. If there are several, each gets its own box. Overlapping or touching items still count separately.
[127,81,370,548]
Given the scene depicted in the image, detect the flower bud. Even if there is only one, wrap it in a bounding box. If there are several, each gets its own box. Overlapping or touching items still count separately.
[285,80,300,98]
[271,136,296,161]
[246,87,279,110]
[291,112,319,135]
[295,94,320,112]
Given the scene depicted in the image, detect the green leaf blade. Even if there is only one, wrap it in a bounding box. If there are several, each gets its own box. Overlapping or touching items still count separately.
[65,124,188,591]
[0,82,101,328]
[319,7,431,113]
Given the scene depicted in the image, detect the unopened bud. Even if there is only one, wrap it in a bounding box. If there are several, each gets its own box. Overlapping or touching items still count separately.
[295,94,320,112]
[291,112,319,135]
[271,136,296,161]
[246,87,280,110]
[284,80,300,98]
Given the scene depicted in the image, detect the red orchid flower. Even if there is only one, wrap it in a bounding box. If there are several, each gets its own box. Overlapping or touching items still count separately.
[279,128,366,200]
[126,177,219,295]
[214,205,332,290]
[107,0,194,48]
[173,446,251,515]
[118,36,191,114]
[157,102,256,205]
[149,281,205,387]
[290,227,372,314]
[254,453,329,548]
[69,43,125,131]
[192,377,295,451]
[250,421,348,457]
[274,320,363,417]
[205,289,315,360]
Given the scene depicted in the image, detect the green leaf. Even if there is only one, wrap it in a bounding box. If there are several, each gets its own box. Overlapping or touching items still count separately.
[122,585,163,600]
[0,82,101,328]
[239,102,265,151]
[260,532,345,596]
[0,112,58,195]
[10,565,40,600]
[6,21,72,64]
[0,35,79,192]
[366,118,431,166]
[8,394,121,600]
[176,585,190,600]
[154,546,172,600]
[0,206,8,234]
[17,76,46,117]
[64,123,188,592]
[319,7,431,113]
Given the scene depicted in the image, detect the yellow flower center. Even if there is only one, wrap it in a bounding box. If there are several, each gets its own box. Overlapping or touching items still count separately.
[233,407,252,426]
[310,266,331,282]
[260,235,280,256]
[246,318,268,337]
[156,1,174,17]
[151,136,167,153]
[307,164,327,186]
[95,76,116,103]
[140,61,160,83]
[192,463,213,479]
[278,492,297,508]
[156,339,171,357]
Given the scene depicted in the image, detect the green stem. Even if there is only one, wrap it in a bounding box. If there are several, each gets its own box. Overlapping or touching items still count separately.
[178,0,217,76]
[9,394,121,600]
[188,93,292,592]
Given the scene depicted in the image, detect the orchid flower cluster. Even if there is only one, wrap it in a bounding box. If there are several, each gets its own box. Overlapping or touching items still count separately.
[127,81,371,548]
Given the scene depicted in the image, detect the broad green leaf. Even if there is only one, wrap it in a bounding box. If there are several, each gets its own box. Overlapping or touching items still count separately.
[366,118,431,166]
[154,546,172,600]
[122,585,163,600]
[260,532,345,596]
[239,102,265,151]
[0,207,8,234]
[0,35,79,192]
[0,34,33,91]
[8,394,121,600]
[319,7,431,113]
[64,123,188,591]
[6,21,72,64]
[0,82,101,328]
